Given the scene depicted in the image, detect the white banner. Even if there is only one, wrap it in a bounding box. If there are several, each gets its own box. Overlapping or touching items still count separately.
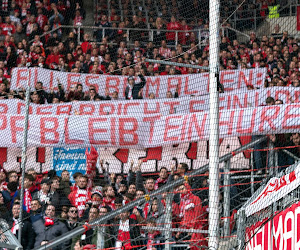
[0,104,299,148]
[245,201,300,250]
[245,162,300,217]
[1,87,299,116]
[10,67,267,98]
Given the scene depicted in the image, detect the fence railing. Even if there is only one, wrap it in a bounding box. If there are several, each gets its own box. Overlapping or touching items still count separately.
[34,136,269,250]
[236,148,300,250]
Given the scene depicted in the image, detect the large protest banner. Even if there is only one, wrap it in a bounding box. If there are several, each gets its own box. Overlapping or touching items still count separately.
[10,67,267,98]
[1,87,299,116]
[0,103,299,148]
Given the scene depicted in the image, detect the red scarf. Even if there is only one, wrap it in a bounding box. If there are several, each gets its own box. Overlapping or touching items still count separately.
[179,188,194,219]
[143,202,150,219]
[74,189,89,217]
[147,231,160,249]
[44,217,54,227]
[103,197,115,210]
[24,188,32,213]
[154,178,167,190]
[117,220,131,249]
[11,218,19,235]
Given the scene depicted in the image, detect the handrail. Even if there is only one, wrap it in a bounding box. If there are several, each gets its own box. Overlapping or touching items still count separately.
[28,26,61,44]
[34,135,268,250]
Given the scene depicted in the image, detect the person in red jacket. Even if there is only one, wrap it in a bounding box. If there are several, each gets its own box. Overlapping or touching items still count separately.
[177,182,207,250]
[68,175,92,218]
[166,16,181,45]
[81,33,92,54]
[45,46,61,66]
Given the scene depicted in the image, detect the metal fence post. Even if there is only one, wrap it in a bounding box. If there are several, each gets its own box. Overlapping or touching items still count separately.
[268,141,275,177]
[223,160,231,237]
[250,150,254,195]
[96,225,105,249]
[77,27,81,44]
[164,191,174,250]
[175,31,178,46]
[236,209,246,250]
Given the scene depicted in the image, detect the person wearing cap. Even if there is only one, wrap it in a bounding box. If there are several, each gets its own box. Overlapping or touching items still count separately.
[32,178,52,209]
[125,71,146,99]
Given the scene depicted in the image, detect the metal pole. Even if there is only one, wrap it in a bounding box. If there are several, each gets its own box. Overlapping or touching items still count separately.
[175,31,178,46]
[208,0,220,246]
[77,27,81,44]
[236,209,246,250]
[18,82,31,241]
[96,226,105,249]
[144,59,209,70]
[268,141,275,177]
[250,150,254,195]
[223,160,231,237]
[164,191,174,250]
[34,136,268,250]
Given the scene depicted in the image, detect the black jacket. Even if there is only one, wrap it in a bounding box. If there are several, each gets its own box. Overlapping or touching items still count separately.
[125,75,146,100]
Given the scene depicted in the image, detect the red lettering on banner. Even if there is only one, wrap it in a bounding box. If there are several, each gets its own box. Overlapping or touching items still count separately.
[64,118,83,144]
[181,114,188,141]
[259,106,280,132]
[238,70,253,89]
[11,116,25,143]
[88,117,108,145]
[105,77,120,95]
[233,93,248,109]
[294,91,300,103]
[0,115,7,130]
[117,103,122,115]
[124,102,140,115]
[99,103,115,115]
[67,74,81,89]
[86,75,100,92]
[49,71,54,89]
[167,77,182,96]
[164,115,181,141]
[36,106,52,115]
[219,97,225,110]
[219,110,235,135]
[254,91,260,107]
[34,68,38,86]
[282,104,300,129]
[143,102,160,114]
[187,113,207,141]
[273,215,283,249]
[275,90,291,104]
[189,100,205,112]
[0,104,8,114]
[237,109,256,134]
[220,70,235,91]
[79,104,96,115]
[17,102,33,115]
[143,115,160,144]
[164,101,180,114]
[16,69,28,88]
[119,117,138,145]
[255,72,264,86]
[56,105,72,115]
[111,118,116,145]
[40,117,59,144]
[145,78,160,97]
[183,77,197,95]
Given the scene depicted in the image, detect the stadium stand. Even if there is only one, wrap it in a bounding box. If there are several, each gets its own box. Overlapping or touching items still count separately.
[0,0,300,249]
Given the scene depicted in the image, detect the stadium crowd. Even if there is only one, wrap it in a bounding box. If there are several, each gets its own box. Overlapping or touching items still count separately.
[0,0,299,249]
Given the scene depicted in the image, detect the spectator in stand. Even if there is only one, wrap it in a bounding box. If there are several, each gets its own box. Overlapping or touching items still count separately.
[29,199,43,223]
[125,72,146,99]
[166,15,181,45]
[8,203,35,250]
[68,175,92,217]
[0,191,10,221]
[102,185,116,210]
[152,17,166,46]
[0,168,7,191]
[21,174,38,213]
[33,204,68,249]
[95,15,112,43]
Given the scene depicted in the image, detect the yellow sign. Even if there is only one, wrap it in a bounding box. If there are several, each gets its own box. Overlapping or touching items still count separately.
[268,5,280,19]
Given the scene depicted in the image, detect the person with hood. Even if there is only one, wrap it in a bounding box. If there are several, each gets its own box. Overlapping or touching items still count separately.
[32,204,68,249]
[177,182,207,250]
[125,71,146,99]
